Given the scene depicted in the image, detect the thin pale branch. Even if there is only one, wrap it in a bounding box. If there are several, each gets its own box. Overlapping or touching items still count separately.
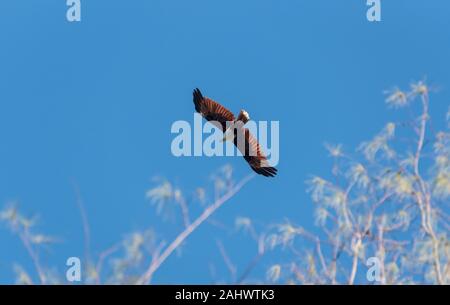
[72,181,92,263]
[216,240,237,281]
[136,174,255,285]
[18,231,46,284]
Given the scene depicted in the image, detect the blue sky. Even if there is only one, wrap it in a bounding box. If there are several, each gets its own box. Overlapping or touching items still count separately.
[0,0,449,284]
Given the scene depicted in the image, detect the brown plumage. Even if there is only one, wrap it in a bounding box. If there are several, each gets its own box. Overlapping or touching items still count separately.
[193,88,277,177]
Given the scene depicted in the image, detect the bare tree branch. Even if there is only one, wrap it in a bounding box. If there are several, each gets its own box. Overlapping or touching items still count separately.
[137,174,255,284]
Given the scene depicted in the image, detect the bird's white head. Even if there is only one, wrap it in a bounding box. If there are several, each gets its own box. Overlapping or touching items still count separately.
[237,109,250,124]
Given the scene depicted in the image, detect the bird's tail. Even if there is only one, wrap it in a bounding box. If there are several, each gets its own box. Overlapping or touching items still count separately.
[252,165,278,177]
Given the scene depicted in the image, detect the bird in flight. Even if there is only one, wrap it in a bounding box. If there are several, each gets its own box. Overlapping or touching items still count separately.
[193,88,277,177]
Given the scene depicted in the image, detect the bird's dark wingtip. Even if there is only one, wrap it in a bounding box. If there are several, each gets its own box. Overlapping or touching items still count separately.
[193,88,204,112]
[193,88,203,98]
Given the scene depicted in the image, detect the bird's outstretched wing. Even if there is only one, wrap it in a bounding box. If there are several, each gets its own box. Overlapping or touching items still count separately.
[193,88,235,132]
[233,127,278,177]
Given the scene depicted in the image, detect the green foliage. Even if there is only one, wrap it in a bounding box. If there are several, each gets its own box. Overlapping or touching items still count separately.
[268,81,449,284]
